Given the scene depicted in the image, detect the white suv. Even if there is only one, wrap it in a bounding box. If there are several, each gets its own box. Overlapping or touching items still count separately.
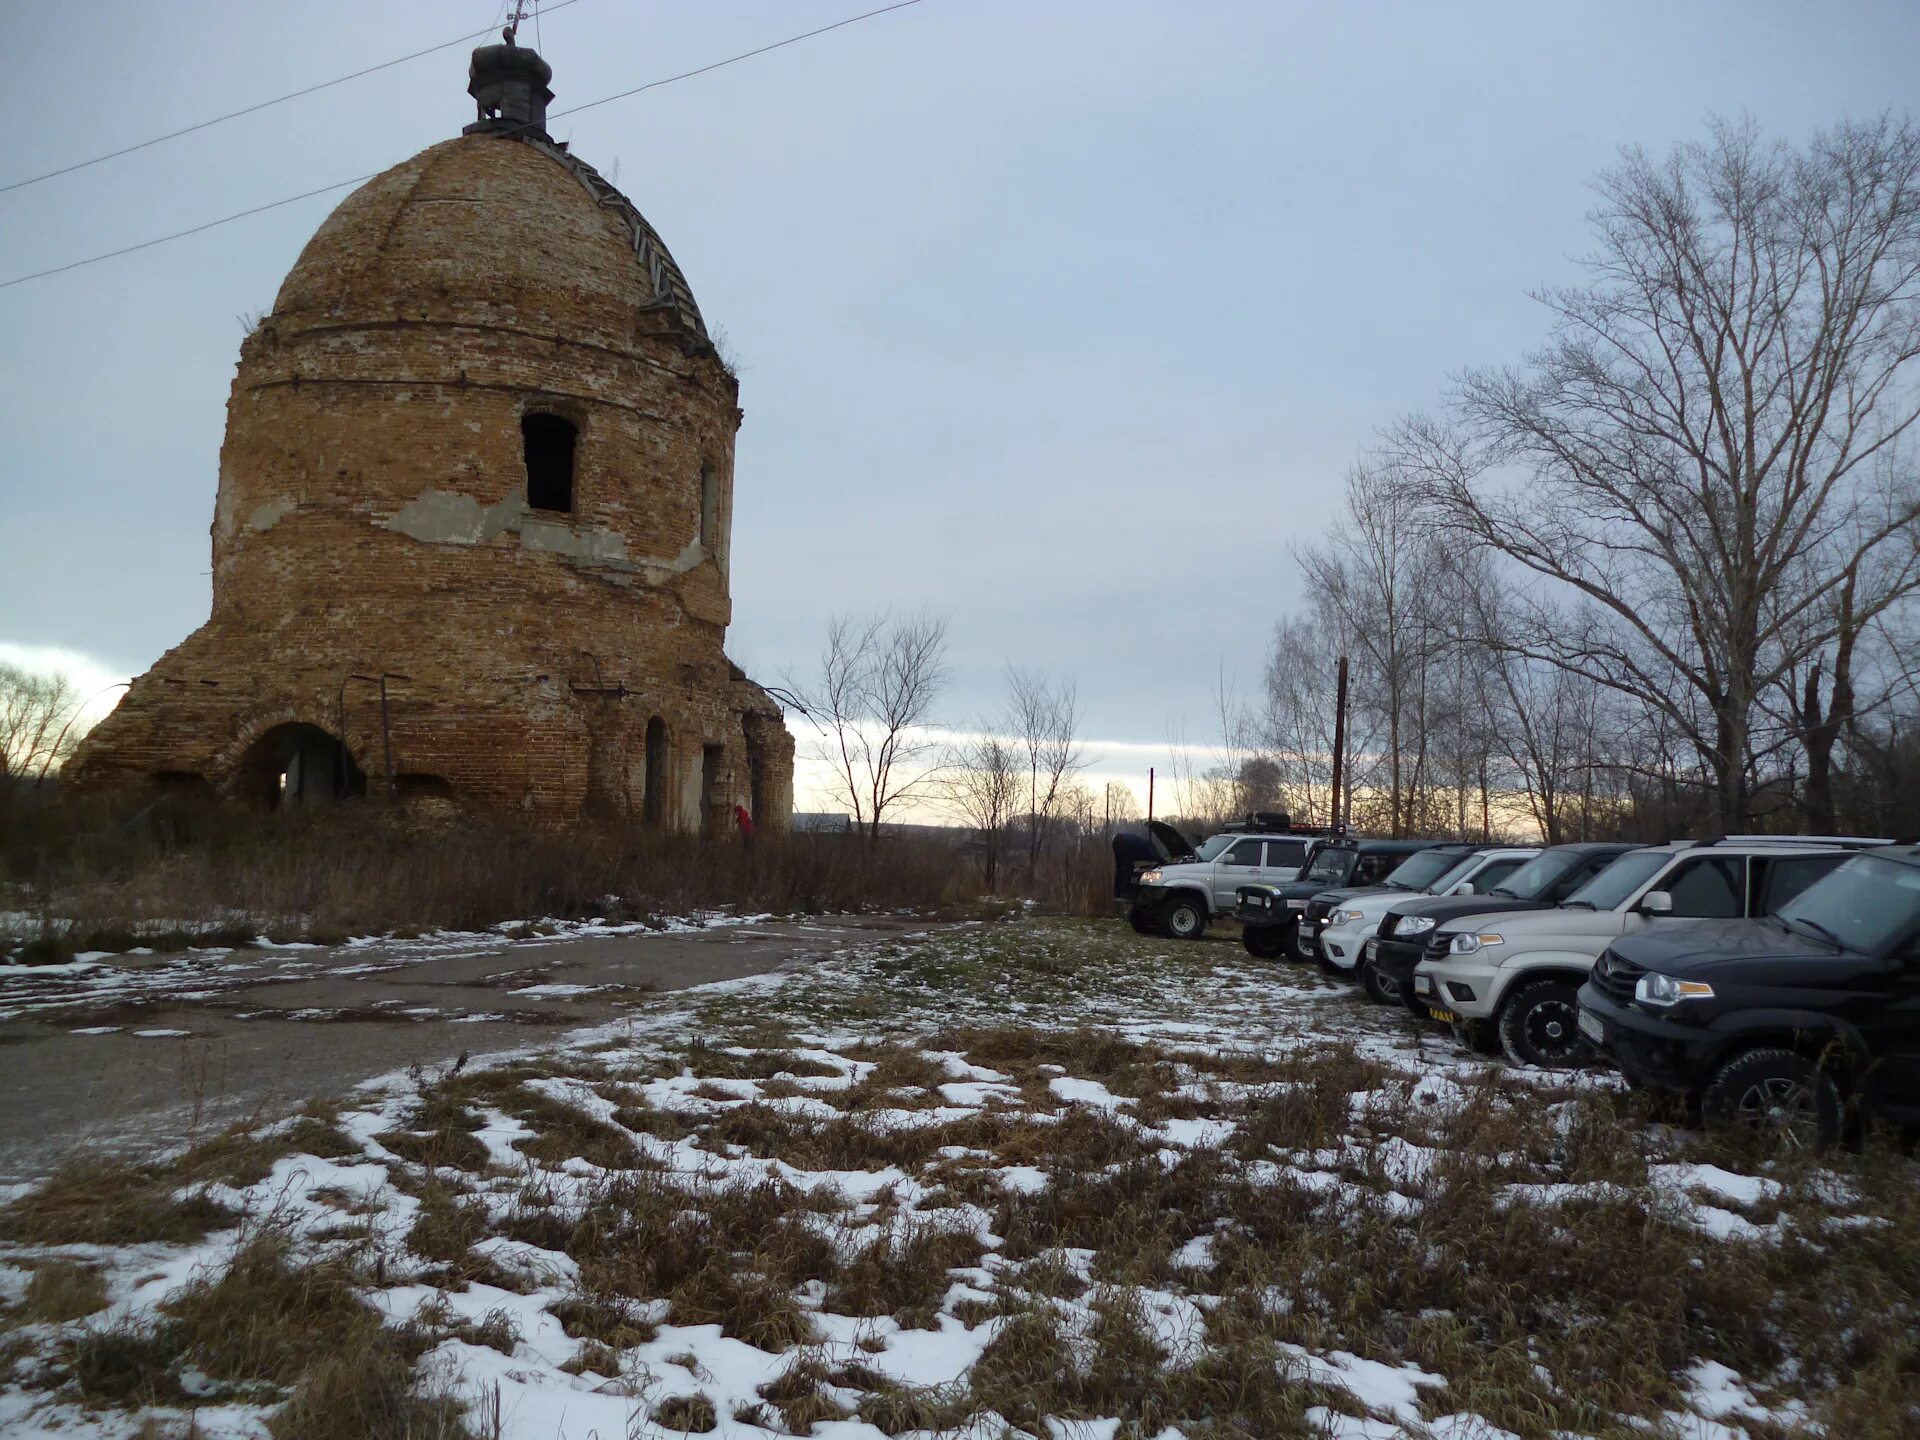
[1414,839,1871,1068]
[1316,847,1539,973]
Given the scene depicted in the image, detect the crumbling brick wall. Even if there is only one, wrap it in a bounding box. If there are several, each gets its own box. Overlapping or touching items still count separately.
[69,132,794,832]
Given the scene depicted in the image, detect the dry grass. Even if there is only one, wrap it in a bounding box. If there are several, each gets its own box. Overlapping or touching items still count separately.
[2,795,973,948]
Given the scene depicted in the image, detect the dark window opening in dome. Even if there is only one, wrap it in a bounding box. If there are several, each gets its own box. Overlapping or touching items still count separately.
[699,462,719,550]
[523,414,576,513]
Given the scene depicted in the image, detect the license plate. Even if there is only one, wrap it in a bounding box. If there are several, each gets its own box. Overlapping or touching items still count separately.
[1413,974,1434,996]
[1426,1006,1458,1024]
[1363,938,1377,959]
[1578,1009,1605,1044]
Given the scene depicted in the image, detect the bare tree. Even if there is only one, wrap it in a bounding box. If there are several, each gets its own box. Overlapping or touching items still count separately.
[1006,666,1086,873]
[941,726,1022,890]
[1402,116,1920,830]
[0,662,82,784]
[791,611,949,842]
[1295,459,1447,836]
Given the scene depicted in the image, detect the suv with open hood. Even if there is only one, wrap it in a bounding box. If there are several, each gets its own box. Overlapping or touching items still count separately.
[1413,839,1876,1068]
[1124,815,1332,939]
[1576,847,1920,1148]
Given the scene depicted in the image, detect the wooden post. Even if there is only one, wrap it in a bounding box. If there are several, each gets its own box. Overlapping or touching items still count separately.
[1147,766,1155,823]
[1330,656,1349,832]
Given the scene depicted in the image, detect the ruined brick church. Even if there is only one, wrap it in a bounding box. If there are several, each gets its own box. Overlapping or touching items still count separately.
[70,39,794,832]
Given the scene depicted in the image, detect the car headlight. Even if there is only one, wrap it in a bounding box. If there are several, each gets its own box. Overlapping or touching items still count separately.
[1139,869,1163,885]
[1448,932,1503,955]
[1397,915,1436,936]
[1635,973,1715,1007]
[1335,908,1367,924]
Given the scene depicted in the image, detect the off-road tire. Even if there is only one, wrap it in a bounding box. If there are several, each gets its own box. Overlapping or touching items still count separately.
[1497,977,1591,1069]
[1452,1018,1501,1055]
[1359,954,1402,1006]
[1127,908,1158,936]
[1241,924,1289,959]
[1701,1047,1844,1152]
[1161,894,1208,941]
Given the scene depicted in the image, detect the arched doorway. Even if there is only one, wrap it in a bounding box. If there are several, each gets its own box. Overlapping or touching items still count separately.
[643,716,668,825]
[238,723,367,809]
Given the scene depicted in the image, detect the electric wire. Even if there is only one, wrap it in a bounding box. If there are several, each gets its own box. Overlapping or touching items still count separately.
[0,0,590,195]
[0,0,927,292]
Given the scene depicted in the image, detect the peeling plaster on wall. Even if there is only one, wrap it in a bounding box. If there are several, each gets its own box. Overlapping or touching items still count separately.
[384,488,524,544]
[383,487,711,582]
[247,498,298,532]
[518,516,629,563]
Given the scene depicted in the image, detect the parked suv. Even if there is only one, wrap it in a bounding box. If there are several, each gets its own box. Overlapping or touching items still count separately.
[1412,839,1869,1068]
[1577,847,1920,1147]
[1315,846,1538,978]
[1366,843,1639,1013]
[1235,838,1435,960]
[1127,817,1330,939]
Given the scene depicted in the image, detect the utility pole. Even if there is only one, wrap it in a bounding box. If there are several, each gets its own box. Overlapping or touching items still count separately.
[1329,655,1349,832]
[1147,766,1155,824]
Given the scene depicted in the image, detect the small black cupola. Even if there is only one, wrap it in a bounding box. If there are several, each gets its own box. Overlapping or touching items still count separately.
[464,31,553,139]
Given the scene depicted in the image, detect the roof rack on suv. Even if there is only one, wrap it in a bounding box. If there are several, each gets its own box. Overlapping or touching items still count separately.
[1219,811,1342,837]
[1705,834,1893,848]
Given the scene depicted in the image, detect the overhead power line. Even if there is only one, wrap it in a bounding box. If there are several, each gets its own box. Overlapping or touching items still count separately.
[0,0,591,196]
[0,0,927,292]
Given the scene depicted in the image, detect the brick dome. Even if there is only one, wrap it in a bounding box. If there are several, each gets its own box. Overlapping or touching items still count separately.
[271,133,708,352]
[68,45,794,831]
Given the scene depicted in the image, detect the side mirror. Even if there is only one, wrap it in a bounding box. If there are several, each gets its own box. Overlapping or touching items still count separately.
[1449,881,1476,896]
[1639,890,1674,915]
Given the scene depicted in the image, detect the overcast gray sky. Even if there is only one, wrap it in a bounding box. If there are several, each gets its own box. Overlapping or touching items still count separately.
[4,1,1917,808]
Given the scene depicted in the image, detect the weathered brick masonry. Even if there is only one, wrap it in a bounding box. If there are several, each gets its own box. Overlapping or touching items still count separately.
[70,41,794,832]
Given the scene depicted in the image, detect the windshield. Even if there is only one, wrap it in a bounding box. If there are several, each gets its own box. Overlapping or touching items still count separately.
[1776,855,1920,955]
[1494,850,1578,899]
[1383,850,1468,891]
[1562,849,1669,911]
[1194,835,1235,862]
[1427,855,1483,894]
[1304,847,1351,883]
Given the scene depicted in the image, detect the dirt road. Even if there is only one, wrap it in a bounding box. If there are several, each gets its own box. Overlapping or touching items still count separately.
[0,914,939,1183]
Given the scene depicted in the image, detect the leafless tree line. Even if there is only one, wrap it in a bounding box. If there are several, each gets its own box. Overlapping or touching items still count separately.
[790,613,1117,880]
[0,664,82,788]
[1256,116,1920,840]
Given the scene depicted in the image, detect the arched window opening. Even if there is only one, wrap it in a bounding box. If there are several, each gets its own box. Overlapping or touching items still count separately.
[239,723,367,810]
[699,462,719,551]
[523,413,577,514]
[643,717,668,826]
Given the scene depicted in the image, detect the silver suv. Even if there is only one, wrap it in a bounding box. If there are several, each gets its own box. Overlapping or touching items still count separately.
[1414,838,1881,1068]
[1129,831,1321,939]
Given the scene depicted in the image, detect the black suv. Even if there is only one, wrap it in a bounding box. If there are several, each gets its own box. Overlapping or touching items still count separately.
[1365,842,1638,1014]
[1236,838,1437,961]
[1577,846,1920,1147]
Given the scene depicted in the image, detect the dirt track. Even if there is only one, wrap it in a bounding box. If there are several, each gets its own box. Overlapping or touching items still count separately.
[0,914,940,1183]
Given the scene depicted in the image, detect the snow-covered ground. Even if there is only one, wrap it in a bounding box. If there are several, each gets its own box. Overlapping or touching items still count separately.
[0,917,1911,1438]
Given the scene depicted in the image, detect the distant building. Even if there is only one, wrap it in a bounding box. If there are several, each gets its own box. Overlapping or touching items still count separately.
[70,39,793,832]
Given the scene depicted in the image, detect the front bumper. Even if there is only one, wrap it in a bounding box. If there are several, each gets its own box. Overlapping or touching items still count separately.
[1411,955,1504,1021]
[1236,893,1304,926]
[1575,983,1718,1093]
[1317,920,1373,969]
[1372,935,1431,983]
